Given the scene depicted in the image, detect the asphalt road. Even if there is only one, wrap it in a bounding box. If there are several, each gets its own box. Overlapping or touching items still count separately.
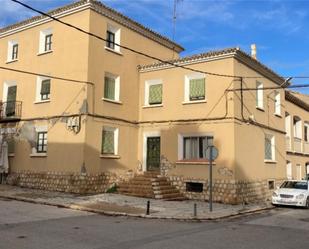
[0,198,308,249]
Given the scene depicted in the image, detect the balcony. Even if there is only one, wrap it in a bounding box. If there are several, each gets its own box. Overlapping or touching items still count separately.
[294,137,302,153]
[304,142,309,154]
[0,101,22,122]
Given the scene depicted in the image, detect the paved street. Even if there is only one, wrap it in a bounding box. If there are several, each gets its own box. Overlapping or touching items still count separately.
[0,198,308,249]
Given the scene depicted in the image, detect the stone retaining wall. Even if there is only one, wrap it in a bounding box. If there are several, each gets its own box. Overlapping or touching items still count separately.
[168,176,285,204]
[7,171,117,194]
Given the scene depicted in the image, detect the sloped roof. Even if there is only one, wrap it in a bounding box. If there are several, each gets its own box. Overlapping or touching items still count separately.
[285,90,309,112]
[0,0,184,53]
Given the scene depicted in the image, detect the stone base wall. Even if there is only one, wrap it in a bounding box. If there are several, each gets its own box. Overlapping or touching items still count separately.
[7,171,118,194]
[168,176,285,204]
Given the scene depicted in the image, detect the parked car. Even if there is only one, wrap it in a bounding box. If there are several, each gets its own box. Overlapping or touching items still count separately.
[272,180,309,208]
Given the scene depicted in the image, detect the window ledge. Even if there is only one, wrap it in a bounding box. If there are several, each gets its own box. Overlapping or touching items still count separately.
[8,153,15,157]
[104,46,123,56]
[264,160,277,164]
[37,50,53,56]
[6,59,18,64]
[142,104,163,109]
[256,106,265,112]
[102,98,122,105]
[30,153,47,157]
[176,160,215,165]
[100,154,120,159]
[274,113,282,118]
[182,100,207,105]
[34,100,50,104]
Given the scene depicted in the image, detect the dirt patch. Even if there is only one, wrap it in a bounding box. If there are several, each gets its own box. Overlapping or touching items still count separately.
[81,201,154,215]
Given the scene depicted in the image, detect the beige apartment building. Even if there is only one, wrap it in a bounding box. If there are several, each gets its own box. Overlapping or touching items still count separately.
[0,0,308,203]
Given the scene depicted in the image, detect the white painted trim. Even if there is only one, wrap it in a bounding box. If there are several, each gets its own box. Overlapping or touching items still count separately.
[142,131,161,172]
[0,4,91,38]
[286,161,292,180]
[104,72,120,102]
[274,91,281,116]
[35,126,48,132]
[7,40,18,62]
[2,81,17,102]
[177,132,214,160]
[144,79,162,106]
[102,126,119,155]
[256,81,264,109]
[107,23,121,53]
[39,28,53,54]
[184,73,206,103]
[265,134,275,161]
[36,76,51,102]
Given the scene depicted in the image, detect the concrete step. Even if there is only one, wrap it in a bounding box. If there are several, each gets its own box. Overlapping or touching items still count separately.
[155,192,185,199]
[153,189,181,195]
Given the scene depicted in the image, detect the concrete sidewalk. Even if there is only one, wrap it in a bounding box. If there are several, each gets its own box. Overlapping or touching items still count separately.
[0,184,273,220]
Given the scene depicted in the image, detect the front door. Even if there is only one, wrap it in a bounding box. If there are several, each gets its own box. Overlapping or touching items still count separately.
[146,137,160,171]
[6,85,17,117]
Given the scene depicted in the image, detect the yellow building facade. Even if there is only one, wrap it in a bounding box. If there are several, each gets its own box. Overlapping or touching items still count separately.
[0,0,308,203]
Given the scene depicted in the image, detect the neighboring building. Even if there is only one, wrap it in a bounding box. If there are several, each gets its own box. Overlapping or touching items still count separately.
[0,0,308,203]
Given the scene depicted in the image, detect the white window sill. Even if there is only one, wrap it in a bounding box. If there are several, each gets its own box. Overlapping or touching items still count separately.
[30,153,47,157]
[37,50,53,56]
[34,100,50,104]
[102,98,122,105]
[142,104,163,108]
[104,46,122,56]
[6,59,18,64]
[182,99,207,105]
[8,153,15,157]
[256,106,265,112]
[264,160,277,164]
[274,113,282,118]
[100,154,120,159]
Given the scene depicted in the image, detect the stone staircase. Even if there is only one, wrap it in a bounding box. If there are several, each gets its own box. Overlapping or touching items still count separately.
[117,171,186,201]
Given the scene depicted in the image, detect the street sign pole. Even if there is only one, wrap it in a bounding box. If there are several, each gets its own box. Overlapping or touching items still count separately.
[209,145,213,212]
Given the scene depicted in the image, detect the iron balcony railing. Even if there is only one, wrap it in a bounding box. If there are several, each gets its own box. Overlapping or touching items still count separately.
[0,101,22,121]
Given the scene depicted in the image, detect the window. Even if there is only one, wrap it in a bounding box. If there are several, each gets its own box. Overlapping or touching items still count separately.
[106,30,115,49]
[274,91,281,115]
[265,134,275,161]
[101,127,119,155]
[40,79,51,100]
[183,136,213,160]
[184,73,206,102]
[186,182,203,192]
[304,123,309,142]
[105,24,120,52]
[7,40,18,62]
[44,34,52,52]
[144,80,163,106]
[256,82,264,109]
[36,131,47,153]
[268,180,275,190]
[36,77,51,102]
[103,73,120,102]
[39,28,53,54]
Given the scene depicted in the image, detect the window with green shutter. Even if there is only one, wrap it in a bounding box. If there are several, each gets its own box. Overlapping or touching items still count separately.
[104,77,115,100]
[102,129,114,154]
[189,78,205,101]
[148,84,162,105]
[40,79,50,100]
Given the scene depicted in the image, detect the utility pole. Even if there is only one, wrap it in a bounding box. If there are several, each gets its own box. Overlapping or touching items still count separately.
[172,0,183,59]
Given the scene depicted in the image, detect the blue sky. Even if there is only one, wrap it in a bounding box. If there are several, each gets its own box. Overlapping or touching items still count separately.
[1,0,309,94]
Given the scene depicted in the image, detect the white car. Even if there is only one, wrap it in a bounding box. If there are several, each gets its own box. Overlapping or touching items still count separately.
[272,180,309,208]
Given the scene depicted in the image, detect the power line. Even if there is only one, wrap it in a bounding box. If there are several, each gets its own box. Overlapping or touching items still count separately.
[230,83,309,92]
[0,66,94,85]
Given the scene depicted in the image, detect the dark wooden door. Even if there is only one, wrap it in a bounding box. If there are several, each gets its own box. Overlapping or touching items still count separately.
[6,85,17,117]
[146,137,161,171]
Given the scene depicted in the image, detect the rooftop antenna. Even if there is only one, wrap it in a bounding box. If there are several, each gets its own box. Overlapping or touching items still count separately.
[172,0,183,59]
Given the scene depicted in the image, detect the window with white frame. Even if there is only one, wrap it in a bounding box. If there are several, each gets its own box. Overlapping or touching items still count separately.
[144,80,162,106]
[265,134,275,161]
[39,28,53,53]
[103,73,120,102]
[36,77,51,102]
[7,40,18,61]
[34,126,48,154]
[101,127,119,155]
[179,135,213,160]
[274,91,281,115]
[304,123,309,142]
[184,73,206,102]
[105,24,120,52]
[256,81,264,109]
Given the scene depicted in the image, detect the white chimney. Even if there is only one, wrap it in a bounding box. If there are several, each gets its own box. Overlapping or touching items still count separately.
[251,44,257,59]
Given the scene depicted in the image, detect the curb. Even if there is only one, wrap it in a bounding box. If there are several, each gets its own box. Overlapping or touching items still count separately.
[0,194,275,221]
